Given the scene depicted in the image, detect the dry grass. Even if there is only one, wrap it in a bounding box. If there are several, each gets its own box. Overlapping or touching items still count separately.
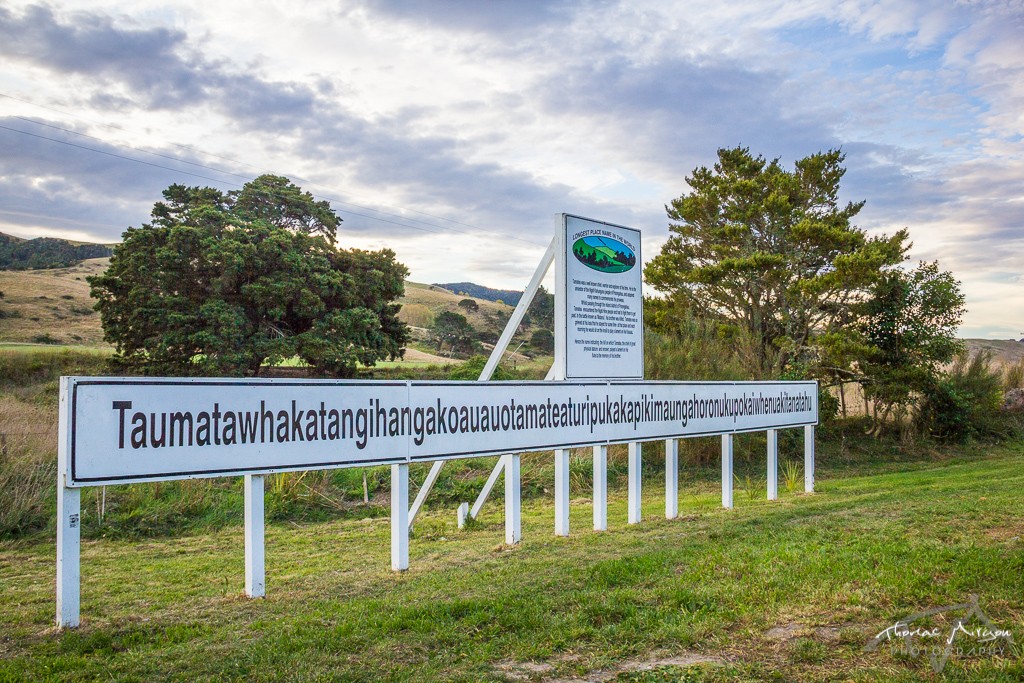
[0,394,57,536]
[400,282,518,336]
[0,258,109,346]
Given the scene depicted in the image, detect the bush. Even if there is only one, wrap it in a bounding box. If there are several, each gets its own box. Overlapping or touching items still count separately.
[644,321,749,381]
[917,352,1005,441]
[0,349,110,387]
[529,329,554,353]
[447,355,519,380]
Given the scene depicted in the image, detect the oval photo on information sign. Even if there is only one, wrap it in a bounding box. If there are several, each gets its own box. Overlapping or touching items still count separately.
[571,236,637,273]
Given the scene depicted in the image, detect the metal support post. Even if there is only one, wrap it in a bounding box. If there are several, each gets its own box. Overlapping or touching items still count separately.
[244,474,266,598]
[628,442,641,524]
[721,434,734,509]
[665,439,678,518]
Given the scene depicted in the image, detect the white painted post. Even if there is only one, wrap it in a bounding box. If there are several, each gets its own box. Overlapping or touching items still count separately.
[244,474,265,597]
[665,439,678,519]
[627,442,641,524]
[56,484,81,628]
[505,453,521,544]
[456,502,469,529]
[721,434,734,509]
[554,448,570,537]
[767,429,778,501]
[391,463,409,571]
[593,444,607,531]
[804,425,815,493]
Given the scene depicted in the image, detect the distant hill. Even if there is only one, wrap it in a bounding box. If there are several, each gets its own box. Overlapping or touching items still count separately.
[434,282,523,306]
[0,257,109,346]
[0,233,113,270]
[964,338,1024,367]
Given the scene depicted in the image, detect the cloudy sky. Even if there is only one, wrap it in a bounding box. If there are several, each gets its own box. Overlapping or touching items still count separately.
[1,0,1021,338]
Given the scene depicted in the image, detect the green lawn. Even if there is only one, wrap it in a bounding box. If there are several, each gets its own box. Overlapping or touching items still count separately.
[1,443,1022,682]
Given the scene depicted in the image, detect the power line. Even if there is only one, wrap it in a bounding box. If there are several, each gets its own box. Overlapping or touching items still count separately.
[0,92,548,247]
[0,122,553,245]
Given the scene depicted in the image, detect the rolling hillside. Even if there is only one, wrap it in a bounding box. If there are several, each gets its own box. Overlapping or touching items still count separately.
[0,258,109,346]
[0,262,542,359]
[0,260,1017,370]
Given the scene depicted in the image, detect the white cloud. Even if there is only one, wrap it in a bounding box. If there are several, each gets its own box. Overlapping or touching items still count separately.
[0,0,1021,333]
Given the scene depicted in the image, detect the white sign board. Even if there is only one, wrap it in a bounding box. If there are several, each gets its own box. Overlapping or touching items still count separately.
[558,214,643,379]
[62,377,817,486]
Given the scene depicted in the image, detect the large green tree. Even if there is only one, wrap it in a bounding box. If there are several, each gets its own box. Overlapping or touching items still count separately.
[860,260,966,434]
[89,175,409,377]
[645,146,908,378]
[430,310,477,356]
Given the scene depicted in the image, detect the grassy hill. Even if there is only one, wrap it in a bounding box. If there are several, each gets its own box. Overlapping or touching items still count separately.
[0,262,548,363]
[0,258,109,346]
[1,259,1015,370]
[966,338,1024,366]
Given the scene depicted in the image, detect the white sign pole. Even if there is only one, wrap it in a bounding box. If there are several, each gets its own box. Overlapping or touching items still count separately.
[804,425,815,493]
[592,444,607,531]
[627,442,641,524]
[56,378,80,629]
[391,463,409,571]
[244,474,265,597]
[505,453,521,544]
[767,429,779,501]
[665,439,679,519]
[56,484,80,628]
[721,434,734,509]
[554,448,570,536]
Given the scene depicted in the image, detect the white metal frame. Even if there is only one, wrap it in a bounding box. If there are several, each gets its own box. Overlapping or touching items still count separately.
[55,403,815,629]
[408,237,557,530]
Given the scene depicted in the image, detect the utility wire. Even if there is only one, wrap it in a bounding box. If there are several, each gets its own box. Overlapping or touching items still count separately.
[0,92,548,246]
[0,122,553,245]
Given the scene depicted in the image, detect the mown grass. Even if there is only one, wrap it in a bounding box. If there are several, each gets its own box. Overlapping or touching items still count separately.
[1,441,1022,681]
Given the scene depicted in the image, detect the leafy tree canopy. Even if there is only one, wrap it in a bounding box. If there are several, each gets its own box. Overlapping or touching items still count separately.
[645,146,908,378]
[89,175,409,377]
[860,260,966,430]
[431,310,477,356]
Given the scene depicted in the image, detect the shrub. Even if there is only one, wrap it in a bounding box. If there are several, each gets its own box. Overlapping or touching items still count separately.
[917,352,1005,441]
[529,329,554,353]
[644,321,748,381]
[447,355,518,380]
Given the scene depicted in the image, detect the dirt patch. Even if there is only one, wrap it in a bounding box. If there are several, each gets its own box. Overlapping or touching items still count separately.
[497,652,725,682]
[984,523,1023,543]
[494,660,554,681]
[765,622,806,641]
[402,347,463,364]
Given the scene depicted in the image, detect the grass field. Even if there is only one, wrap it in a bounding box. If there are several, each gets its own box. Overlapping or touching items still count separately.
[1,439,1022,681]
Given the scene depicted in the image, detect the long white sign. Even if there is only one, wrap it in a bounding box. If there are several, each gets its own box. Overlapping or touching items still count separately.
[61,377,817,486]
[559,214,644,379]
